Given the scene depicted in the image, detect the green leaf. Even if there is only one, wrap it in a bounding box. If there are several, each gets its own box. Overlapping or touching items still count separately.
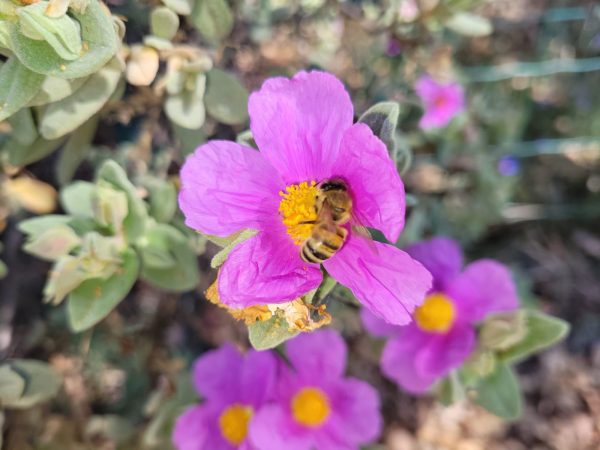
[139,223,199,292]
[27,75,87,107]
[165,83,206,129]
[17,1,83,60]
[0,365,26,405]
[236,129,256,149]
[474,362,522,420]
[358,101,400,159]
[191,0,233,42]
[4,359,62,409]
[204,68,249,125]
[97,160,149,242]
[39,57,122,139]
[60,181,96,218]
[498,310,570,364]
[23,224,81,261]
[437,371,465,406]
[18,215,72,236]
[210,228,257,268]
[143,177,178,223]
[68,248,139,332]
[161,0,194,15]
[56,116,98,185]
[172,123,206,158]
[5,135,66,166]
[446,12,493,37]
[7,107,37,146]
[248,316,299,350]
[0,56,44,122]
[151,6,179,40]
[10,0,119,79]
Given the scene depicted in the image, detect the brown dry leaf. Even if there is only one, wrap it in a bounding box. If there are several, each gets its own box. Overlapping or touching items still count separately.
[205,278,272,325]
[126,45,160,87]
[4,176,57,214]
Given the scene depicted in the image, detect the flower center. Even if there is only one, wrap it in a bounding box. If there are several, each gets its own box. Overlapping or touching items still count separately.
[414,293,455,333]
[291,387,331,427]
[434,94,448,109]
[279,181,319,245]
[218,404,253,446]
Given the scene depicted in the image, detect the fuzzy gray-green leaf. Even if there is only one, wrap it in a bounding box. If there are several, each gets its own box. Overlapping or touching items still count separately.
[191,0,233,42]
[474,362,522,420]
[248,316,299,350]
[204,68,249,125]
[0,56,44,122]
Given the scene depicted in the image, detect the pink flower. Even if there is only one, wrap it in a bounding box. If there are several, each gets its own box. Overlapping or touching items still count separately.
[415,75,465,129]
[172,345,277,450]
[179,71,432,325]
[249,330,382,450]
[362,237,519,393]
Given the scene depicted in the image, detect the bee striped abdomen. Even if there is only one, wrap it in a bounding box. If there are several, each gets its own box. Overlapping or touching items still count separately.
[300,225,348,264]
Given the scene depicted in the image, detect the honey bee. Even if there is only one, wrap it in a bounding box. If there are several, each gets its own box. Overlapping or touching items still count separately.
[299,179,371,264]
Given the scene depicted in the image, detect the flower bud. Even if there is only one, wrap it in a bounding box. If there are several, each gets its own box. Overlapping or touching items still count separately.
[92,184,129,231]
[480,310,528,351]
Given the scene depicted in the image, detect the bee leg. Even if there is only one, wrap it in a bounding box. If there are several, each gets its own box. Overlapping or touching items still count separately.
[298,220,317,225]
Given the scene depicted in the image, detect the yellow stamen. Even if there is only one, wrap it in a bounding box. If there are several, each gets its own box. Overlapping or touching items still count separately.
[414,293,456,333]
[278,181,319,245]
[291,387,331,427]
[218,404,253,446]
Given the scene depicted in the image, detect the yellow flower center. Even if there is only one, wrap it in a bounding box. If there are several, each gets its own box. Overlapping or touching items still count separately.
[278,181,319,245]
[414,293,456,333]
[291,387,331,427]
[218,404,253,446]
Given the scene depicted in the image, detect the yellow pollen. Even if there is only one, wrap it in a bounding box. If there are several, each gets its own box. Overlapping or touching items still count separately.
[291,387,331,427]
[218,404,253,446]
[278,181,319,245]
[414,293,456,333]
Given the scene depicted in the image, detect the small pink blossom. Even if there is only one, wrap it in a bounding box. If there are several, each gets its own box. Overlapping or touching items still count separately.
[362,237,519,393]
[415,75,465,130]
[178,71,432,325]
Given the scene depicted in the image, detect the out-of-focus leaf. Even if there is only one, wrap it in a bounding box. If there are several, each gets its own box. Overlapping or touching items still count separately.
[165,73,206,129]
[358,101,400,159]
[236,129,256,149]
[144,177,177,223]
[97,160,148,242]
[10,0,119,79]
[204,68,249,125]
[8,108,37,146]
[18,215,72,236]
[17,1,83,60]
[23,224,81,261]
[27,75,87,107]
[210,228,257,268]
[446,12,493,37]
[139,223,199,291]
[150,6,179,40]
[173,124,206,158]
[480,310,528,351]
[143,34,173,51]
[0,365,26,404]
[85,415,135,445]
[93,183,129,231]
[437,371,465,406]
[68,248,139,332]
[248,316,299,350]
[498,310,570,364]
[191,0,233,41]
[4,359,62,409]
[60,181,96,217]
[39,57,122,139]
[474,362,522,420]
[6,135,66,166]
[4,177,57,214]
[0,56,44,121]
[56,116,98,185]
[161,0,194,15]
[126,45,159,86]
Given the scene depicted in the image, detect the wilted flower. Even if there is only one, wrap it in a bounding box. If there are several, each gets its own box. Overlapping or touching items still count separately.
[173,345,277,450]
[250,330,382,450]
[362,237,519,393]
[415,74,465,130]
[179,71,431,325]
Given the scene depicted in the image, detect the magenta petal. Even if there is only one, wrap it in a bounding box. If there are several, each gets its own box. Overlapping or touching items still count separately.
[415,322,476,378]
[333,123,405,242]
[405,237,463,291]
[179,140,283,236]
[380,325,437,393]
[172,405,220,450]
[192,344,243,402]
[248,71,353,184]
[249,405,312,450]
[219,230,322,307]
[446,260,519,322]
[285,329,347,380]
[324,236,432,325]
[360,308,400,338]
[240,350,278,407]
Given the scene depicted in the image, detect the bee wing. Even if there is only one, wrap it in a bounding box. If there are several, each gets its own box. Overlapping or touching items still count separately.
[350,212,379,255]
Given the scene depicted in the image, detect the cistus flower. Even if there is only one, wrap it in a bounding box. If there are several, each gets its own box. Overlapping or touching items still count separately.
[415,74,465,130]
[172,345,277,450]
[179,70,432,325]
[250,330,382,450]
[362,237,519,393]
